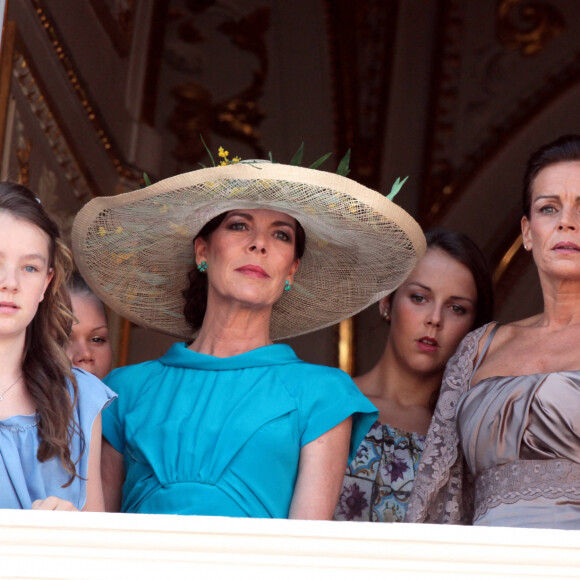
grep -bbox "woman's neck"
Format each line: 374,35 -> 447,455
190,301 -> 273,357
355,342 -> 442,434
540,277 -> 580,327
0,335 -> 25,379
357,347 -> 441,408
0,335 -> 31,419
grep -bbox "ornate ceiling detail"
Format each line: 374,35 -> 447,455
497,0 -> 565,56
324,0 -> 399,374
420,0 -> 577,228
166,5 -> 270,167
31,0 -> 141,182
324,0 -> 398,189
12,46 -> 94,199
88,0 -> 136,56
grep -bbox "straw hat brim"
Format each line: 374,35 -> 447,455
72,163 -> 425,340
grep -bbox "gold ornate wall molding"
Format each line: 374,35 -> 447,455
88,0 -> 136,57
420,0 -> 578,230
29,0 -> 141,183
166,5 -> 270,168
12,44 -> 94,199
0,17 -> 15,164
497,0 -> 565,56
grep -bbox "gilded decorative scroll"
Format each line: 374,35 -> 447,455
420,1 -> 578,228
30,0 -> 141,182
12,45 -> 94,199
497,0 -> 564,56
167,6 -> 270,166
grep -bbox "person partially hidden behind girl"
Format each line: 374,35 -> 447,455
0,182 -> 115,510
66,272 -> 113,380
335,230 -> 493,522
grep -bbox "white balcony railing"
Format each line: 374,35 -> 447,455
1,510 -> 579,579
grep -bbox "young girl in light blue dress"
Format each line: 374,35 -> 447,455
0,182 -> 114,510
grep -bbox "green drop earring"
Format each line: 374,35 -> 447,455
197,261 -> 208,273
284,280 -> 292,292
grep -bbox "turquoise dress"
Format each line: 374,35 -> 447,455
103,343 -> 378,517
0,369 -> 116,509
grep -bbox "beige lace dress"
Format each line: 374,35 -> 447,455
405,323 -> 580,529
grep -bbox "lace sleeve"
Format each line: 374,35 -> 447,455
404,323 -> 493,524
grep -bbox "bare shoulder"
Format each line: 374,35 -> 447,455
485,314 -> 543,348
352,371 -> 376,398
504,313 -> 543,331
471,314 -> 554,381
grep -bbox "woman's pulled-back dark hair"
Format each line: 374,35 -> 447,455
522,134 -> 580,218
182,210 -> 306,333
0,182 -> 80,485
425,229 -> 494,330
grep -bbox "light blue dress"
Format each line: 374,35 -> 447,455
0,369 -> 116,509
103,342 -> 378,517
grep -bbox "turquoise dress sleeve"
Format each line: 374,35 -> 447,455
282,363 -> 378,463
102,359 -> 163,454
101,368 -> 127,453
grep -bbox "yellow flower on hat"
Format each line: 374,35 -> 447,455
169,222 -> 189,236
218,147 -> 229,159
98,227 -> 107,237
112,252 -> 135,264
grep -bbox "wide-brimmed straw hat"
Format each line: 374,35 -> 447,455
72,162 -> 425,340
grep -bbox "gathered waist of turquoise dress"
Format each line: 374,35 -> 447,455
123,480 -> 272,517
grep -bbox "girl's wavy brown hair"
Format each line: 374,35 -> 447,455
0,182 -> 80,485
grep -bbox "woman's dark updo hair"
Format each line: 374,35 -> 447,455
182,210 -> 306,333
424,229 -> 494,330
522,134 -> 580,218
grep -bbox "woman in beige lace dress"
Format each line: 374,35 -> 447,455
406,134 -> 580,529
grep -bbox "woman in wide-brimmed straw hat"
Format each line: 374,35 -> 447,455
72,157 -> 425,518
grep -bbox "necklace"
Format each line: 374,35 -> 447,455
0,375 -> 21,401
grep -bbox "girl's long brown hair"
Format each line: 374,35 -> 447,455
0,182 -> 80,484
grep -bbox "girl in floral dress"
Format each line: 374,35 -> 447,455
335,230 -> 493,522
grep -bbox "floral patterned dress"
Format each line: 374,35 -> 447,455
334,421 -> 425,522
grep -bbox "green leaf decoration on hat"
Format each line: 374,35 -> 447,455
387,176 -> 408,201
200,134 -> 350,176
199,134 -> 215,168
289,142 -> 305,166
308,152 -> 333,170
336,149 -> 351,177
